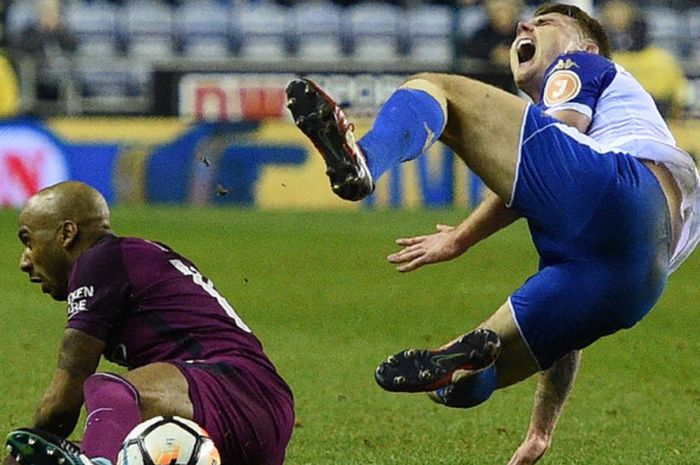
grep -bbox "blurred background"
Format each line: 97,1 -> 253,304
0,0 -> 699,210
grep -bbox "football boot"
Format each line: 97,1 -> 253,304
285,78 -> 374,201
6,428 -> 92,465
375,328 -> 501,392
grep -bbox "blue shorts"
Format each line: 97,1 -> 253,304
508,105 -> 672,369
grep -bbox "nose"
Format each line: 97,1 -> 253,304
517,21 -> 534,34
19,250 -> 32,273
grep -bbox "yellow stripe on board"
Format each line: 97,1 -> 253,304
47,117 -> 188,144
254,118 -> 369,210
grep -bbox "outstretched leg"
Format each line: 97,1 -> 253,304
374,327 -> 502,393
420,73 -> 527,201
375,300 -> 540,407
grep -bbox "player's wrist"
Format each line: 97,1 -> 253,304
525,428 -> 552,448
451,228 -> 475,252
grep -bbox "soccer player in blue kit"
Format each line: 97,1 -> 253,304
4,181 -> 294,465
286,3 -> 700,464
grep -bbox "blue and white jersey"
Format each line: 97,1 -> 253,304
536,51 -> 700,271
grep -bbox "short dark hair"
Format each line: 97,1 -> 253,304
534,3 -> 612,59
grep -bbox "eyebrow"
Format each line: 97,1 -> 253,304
533,16 -> 554,26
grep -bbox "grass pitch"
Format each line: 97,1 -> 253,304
0,207 -> 698,465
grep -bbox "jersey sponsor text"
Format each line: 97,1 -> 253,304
67,285 -> 94,318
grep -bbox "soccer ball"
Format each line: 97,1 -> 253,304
116,416 -> 220,465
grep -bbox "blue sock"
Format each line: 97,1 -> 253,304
359,88 -> 446,181
433,365 -> 498,409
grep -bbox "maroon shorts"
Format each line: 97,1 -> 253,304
173,358 -> 294,465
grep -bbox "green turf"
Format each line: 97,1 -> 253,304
1,206 -> 698,465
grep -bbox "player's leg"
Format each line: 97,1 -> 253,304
423,302 -> 547,409
121,362 -> 193,419
286,78 -> 375,201
80,364 -> 191,464
424,117 -> 674,409
5,365 -> 192,465
83,361 -> 293,465
168,360 -> 294,465
287,73 -> 527,202
481,301 -> 542,387
373,261 -> 608,409
72,363 -> 192,464
375,300 -> 539,408
403,73 -> 526,201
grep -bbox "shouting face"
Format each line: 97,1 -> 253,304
510,12 -> 598,102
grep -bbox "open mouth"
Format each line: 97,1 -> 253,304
517,38 -> 536,64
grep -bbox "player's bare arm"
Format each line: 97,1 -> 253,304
33,329 -> 103,437
388,191 -> 521,272
549,109 -> 591,133
508,350 -> 581,465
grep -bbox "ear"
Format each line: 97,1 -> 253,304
59,220 -> 79,248
583,41 -> 600,55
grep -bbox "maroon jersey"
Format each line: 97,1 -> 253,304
66,235 -> 275,373
66,235 -> 294,464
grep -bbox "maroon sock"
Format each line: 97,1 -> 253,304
81,373 -> 142,463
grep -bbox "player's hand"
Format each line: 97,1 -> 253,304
387,224 -> 466,272
506,435 -> 550,465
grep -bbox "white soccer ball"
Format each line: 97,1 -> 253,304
116,416 -> 220,465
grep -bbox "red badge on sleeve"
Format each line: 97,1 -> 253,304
543,70 -> 582,106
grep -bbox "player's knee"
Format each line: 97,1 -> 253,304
401,73 -> 448,115
123,363 -> 194,419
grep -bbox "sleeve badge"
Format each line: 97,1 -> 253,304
543,70 -> 582,107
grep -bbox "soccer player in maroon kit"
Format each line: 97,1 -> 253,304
5,181 -> 294,465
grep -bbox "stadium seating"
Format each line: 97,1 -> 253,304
64,1 -> 122,57
237,2 -> 290,60
122,0 -> 175,59
456,5 -> 487,50
348,2 -> 403,62
177,0 -> 234,58
73,56 -> 140,99
687,8 -> 700,59
406,4 -> 455,65
645,6 -> 689,58
291,1 -> 345,62
5,1 -> 37,45
6,0 -> 700,115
